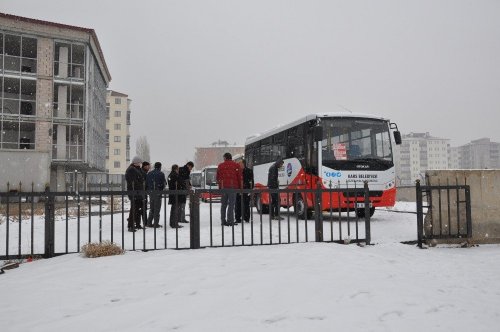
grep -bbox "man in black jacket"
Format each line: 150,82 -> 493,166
125,156 -> 144,232
146,162 -> 166,228
167,164 -> 184,228
235,159 -> 254,223
268,158 -> 284,220
178,161 -> 194,223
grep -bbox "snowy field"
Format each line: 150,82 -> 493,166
1,202 -> 500,331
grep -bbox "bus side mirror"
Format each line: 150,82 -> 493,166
313,126 -> 323,141
393,131 -> 402,145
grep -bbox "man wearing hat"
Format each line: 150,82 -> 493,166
125,156 -> 144,232
146,162 -> 166,228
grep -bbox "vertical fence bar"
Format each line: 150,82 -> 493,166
416,180 -> 424,248
338,182 -> 342,241
314,181 -> 323,242
465,186 -> 472,239
456,179 -> 461,237
6,190 -> 10,260
354,182 -> 359,242
241,187 -> 245,245
44,191 -> 55,258
438,179 -> 442,236
260,196 -> 263,245
250,191 -> 254,245
329,182 -> 333,242
346,182 -> 351,239
31,184 -> 35,257
77,192 -> 81,252
295,192 -> 299,243
447,179 -> 451,237
164,193 -> 167,249
190,191 -> 200,249
286,188 -> 290,244
364,181 -> 371,245
269,190 -> 273,245
111,194 -> 114,244
142,190 -> 146,251
18,189 -> 22,258
121,192 -> 125,250
209,188 -> 213,247
88,192 -> 92,244
64,191 -> 68,253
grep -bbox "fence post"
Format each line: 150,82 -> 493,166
315,181 -> 323,242
44,188 -> 55,258
190,190 -> 200,249
416,179 -> 423,248
363,181 -> 371,245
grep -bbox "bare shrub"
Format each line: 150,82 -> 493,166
81,241 -> 124,258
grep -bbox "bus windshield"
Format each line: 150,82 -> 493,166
321,118 -> 393,170
191,173 -> 202,188
205,168 -> 218,186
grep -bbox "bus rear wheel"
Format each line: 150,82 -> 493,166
294,195 -> 313,220
356,207 -> 375,218
256,195 -> 269,214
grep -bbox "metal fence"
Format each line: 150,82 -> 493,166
416,180 -> 472,248
0,184 -> 372,260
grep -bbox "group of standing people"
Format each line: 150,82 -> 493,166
125,152 -> 281,232
125,156 -> 194,232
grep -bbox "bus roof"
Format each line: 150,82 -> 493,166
245,112 -> 389,145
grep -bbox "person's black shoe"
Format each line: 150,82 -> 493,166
146,224 -> 154,228
136,225 -> 143,229
153,224 -> 163,228
180,220 -> 189,223
128,227 -> 136,232
223,222 -> 233,226
235,220 -> 242,224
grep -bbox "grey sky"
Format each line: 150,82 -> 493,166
3,0 -> 500,168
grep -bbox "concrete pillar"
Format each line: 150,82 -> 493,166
59,46 -> 68,78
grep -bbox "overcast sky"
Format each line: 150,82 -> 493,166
3,0 -> 500,168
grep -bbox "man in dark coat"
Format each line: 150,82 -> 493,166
268,157 -> 284,220
217,153 -> 242,226
178,161 -> 194,223
146,162 -> 166,228
137,161 -> 150,228
235,159 -> 254,223
125,156 -> 144,232
167,164 -> 184,228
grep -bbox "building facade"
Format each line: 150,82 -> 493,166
457,138 -> 500,169
194,141 -> 244,170
106,90 -> 131,174
395,132 -> 450,185
0,13 -> 111,192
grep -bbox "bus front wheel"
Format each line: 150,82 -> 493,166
356,207 -> 375,218
294,195 -> 313,220
256,195 -> 269,214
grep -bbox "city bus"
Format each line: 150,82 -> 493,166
244,113 -> 401,218
199,165 -> 221,202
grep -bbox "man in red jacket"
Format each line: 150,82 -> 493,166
217,152 -> 242,226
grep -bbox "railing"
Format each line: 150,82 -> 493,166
0,183 -> 372,260
416,180 -> 472,248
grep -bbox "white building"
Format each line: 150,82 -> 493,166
106,90 -> 131,174
395,132 -> 450,185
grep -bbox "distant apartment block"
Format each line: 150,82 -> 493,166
0,13 -> 111,192
106,90 -> 131,174
457,138 -> 500,169
194,140 -> 244,170
395,132 -> 450,185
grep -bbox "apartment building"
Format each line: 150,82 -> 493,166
457,138 -> 500,169
106,90 -> 131,174
395,132 -> 450,185
0,13 -> 111,192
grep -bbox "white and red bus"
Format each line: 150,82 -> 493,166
245,113 -> 401,218
199,165 -> 221,202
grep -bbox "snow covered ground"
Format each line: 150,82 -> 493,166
1,202 -> 500,331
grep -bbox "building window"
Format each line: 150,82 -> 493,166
114,148 -> 120,155
54,42 -> 85,79
1,77 -> 37,116
2,34 -> 37,74
114,123 -> 121,130
114,161 -> 121,168
114,136 -> 121,142
114,110 -> 121,117
115,98 -> 121,104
